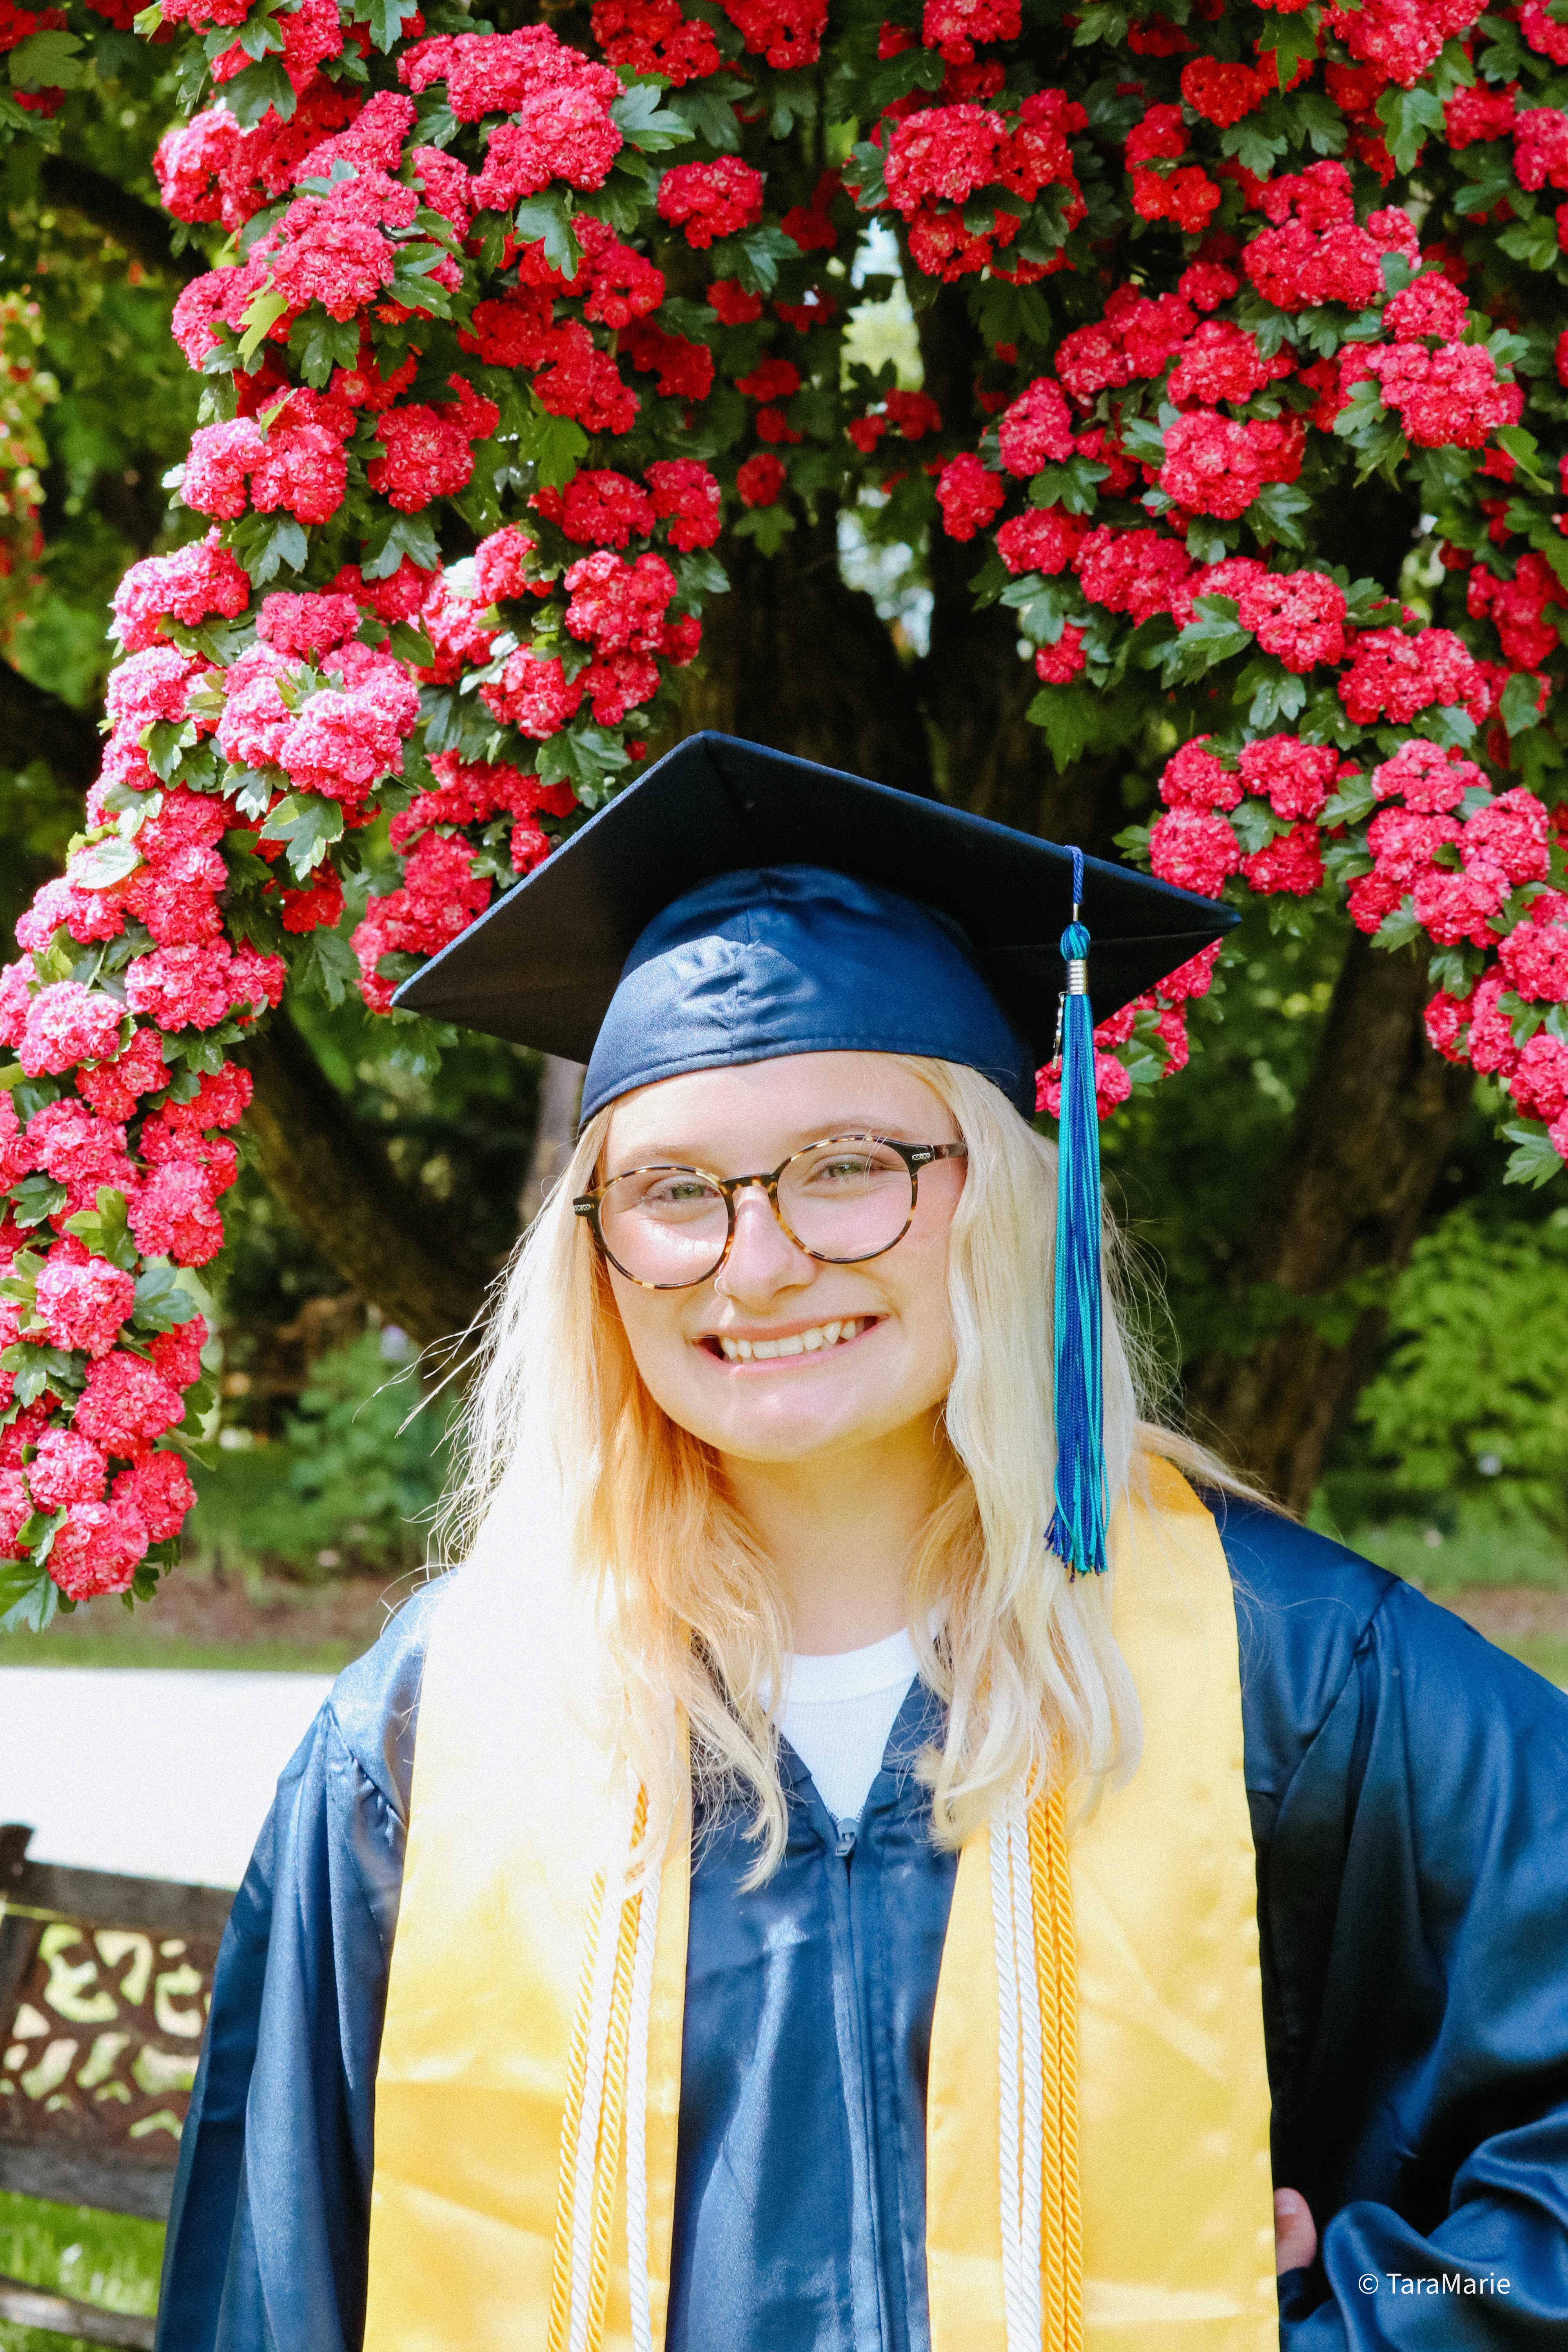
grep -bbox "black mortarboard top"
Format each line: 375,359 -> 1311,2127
392,730 -> 1238,1110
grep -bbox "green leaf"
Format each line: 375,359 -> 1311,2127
1154,594 -> 1252,686
1028,455 -> 1107,516
131,1263 -> 200,1335
1503,1121 -> 1566,1189
62,1187 -> 139,1272
1497,214 -> 1561,272
0,1560 -> 60,1635
233,9 -> 283,62
1292,92 -> 1347,158
610,82 -> 695,154
515,398 -> 588,492
668,77 -> 749,154
674,548 -> 730,606
221,56 -> 298,128
1500,668 -> 1546,737
0,1338 -> 78,1403
225,764 -> 280,821
259,792 -> 346,880
511,191 -> 582,279
361,0 -> 423,52
867,44 -> 946,107
1025,680 -> 1143,774
846,140 -> 889,213
69,835 -> 143,890
1256,9 -> 1322,86
1116,413 -> 1167,466
1237,660 -> 1309,731
1071,3 -> 1127,44
1453,142 -> 1520,218
360,507 -> 441,581
8,26 -> 86,87
534,725 -> 632,806
732,503 -> 797,554
1320,774 -> 1376,827
230,511 -> 309,587
1374,82 -> 1445,174
1247,480 -> 1312,548
289,311 -> 363,388
388,621 -> 436,667
722,226 -> 803,298
140,718 -> 194,782
287,924 -> 360,1009
1495,424 -> 1552,488
11,1175 -> 68,1231
1221,115 -> 1289,178
1414,702 -> 1478,751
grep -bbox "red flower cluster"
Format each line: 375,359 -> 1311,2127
875,93 -> 1086,279
657,159 -> 766,249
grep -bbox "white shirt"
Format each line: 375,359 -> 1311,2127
777,1627 -> 919,1827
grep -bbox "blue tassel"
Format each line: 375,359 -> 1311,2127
1045,848 -> 1109,1577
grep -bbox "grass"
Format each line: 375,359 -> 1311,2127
1494,1633 -> 1568,1687
0,1628 -> 371,1672
0,2195 -> 162,2352
1343,1513 -> 1568,1594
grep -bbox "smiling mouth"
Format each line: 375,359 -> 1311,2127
706,1318 -> 877,1364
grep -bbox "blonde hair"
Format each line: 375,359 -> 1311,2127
434,1055 -> 1253,1881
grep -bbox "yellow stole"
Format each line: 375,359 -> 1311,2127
364,1460 -> 1278,2350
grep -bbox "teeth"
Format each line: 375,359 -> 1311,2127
716,1319 -> 862,1363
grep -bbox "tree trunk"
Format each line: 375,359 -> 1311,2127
1183,936 -> 1475,1510
519,1054 -> 584,1227
241,1011 -> 495,1348
676,516 -> 935,797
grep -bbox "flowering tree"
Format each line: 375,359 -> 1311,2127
2,0 -> 1568,1623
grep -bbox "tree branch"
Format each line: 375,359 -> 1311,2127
37,157 -> 206,284
240,1011 -> 497,1349
0,657 -> 101,789
1184,936 -> 1475,1510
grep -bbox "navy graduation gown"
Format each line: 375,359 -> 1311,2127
156,1503 -> 1568,2351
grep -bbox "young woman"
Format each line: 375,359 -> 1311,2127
158,736 -> 1568,2352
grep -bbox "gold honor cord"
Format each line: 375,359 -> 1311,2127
1029,1788 -> 1084,2352
548,1789 -> 650,2352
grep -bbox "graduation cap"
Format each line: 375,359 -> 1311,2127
394,732 -> 1237,1575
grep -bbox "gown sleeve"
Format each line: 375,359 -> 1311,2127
1219,1498 -> 1568,2349
152,1588 -> 433,2352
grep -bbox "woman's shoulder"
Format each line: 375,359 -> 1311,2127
313,1573 -> 451,1828
1200,1486 -> 1568,1805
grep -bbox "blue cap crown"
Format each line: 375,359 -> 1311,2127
581,863 -> 1036,1121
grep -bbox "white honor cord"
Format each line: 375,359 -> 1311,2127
566,1857 -> 628,2352
625,1860 -> 662,2352
990,1794 -> 1044,2352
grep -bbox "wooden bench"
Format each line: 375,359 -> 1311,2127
0,1823 -> 233,2350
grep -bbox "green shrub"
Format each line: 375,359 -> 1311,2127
243,1328 -> 456,1582
1319,1203 -> 1568,1588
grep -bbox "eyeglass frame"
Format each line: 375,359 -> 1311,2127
573,1134 -> 969,1292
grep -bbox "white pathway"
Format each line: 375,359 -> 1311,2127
0,1669 -> 335,1889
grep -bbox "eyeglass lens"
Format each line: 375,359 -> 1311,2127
597,1139 -> 916,1287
